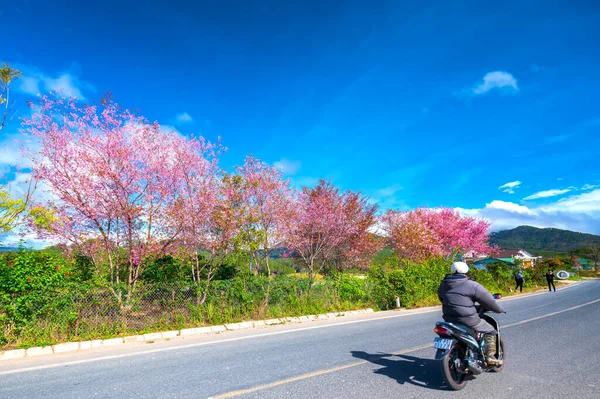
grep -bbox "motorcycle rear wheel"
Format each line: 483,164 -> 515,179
439,344 -> 468,391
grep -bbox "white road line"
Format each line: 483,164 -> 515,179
0,310 -> 441,376
208,294 -> 600,399
207,343 -> 435,399
503,297 -> 600,329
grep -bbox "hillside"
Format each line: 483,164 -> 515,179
489,226 -> 600,253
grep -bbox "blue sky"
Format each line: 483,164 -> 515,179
1,0 -> 600,238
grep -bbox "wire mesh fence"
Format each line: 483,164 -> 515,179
1,277 -> 365,349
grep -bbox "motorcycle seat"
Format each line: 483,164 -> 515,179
436,321 -> 476,337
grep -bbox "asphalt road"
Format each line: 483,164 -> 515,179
1,280 -> 599,399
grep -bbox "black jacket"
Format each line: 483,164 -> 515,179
438,274 -> 505,328
546,272 -> 555,281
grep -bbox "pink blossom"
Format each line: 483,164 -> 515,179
382,207 -> 493,263
23,93 -> 221,290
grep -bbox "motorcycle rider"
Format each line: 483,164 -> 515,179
438,261 -> 505,365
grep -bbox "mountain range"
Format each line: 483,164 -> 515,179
489,226 -> 600,253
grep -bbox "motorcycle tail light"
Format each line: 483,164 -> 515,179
434,326 -> 452,336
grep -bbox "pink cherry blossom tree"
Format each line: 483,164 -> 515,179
382,207 -> 494,263
237,156 -> 294,278
168,135 -> 222,296
204,174 -> 248,281
420,207 -> 493,258
172,172 -> 248,305
23,93 -> 220,302
382,209 -> 443,263
325,191 -> 382,272
282,180 -> 380,288
282,180 -> 345,288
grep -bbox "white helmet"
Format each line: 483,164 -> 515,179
451,261 -> 469,274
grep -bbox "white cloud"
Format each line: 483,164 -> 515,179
468,71 -> 519,96
16,65 -> 95,99
5,171 -> 34,196
19,76 -> 40,95
274,159 -> 301,175
0,132 -> 38,175
368,219 -> 387,237
498,180 -> 521,194
582,184 -> 598,191
0,231 -> 57,249
376,185 -> 403,197
523,189 -> 571,201
487,200 -> 534,215
175,112 -> 194,124
541,189 -> 600,214
159,124 -> 182,134
457,189 -> 600,235
367,185 -> 407,212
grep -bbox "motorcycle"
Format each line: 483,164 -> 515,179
433,293 -> 505,391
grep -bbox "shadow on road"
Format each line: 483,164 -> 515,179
350,351 -> 448,391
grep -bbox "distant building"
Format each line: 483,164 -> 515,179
470,257 -> 514,271
463,250 -> 489,262
495,249 -> 540,268
574,258 -> 592,270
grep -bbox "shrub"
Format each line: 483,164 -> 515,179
483,262 -> 514,291
331,274 -> 367,302
367,257 -> 449,309
578,270 -> 600,278
0,249 -> 73,346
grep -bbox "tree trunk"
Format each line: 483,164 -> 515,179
262,248 -> 272,309
307,257 -> 315,294
265,253 -> 271,278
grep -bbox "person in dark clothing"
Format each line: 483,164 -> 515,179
546,270 -> 556,292
438,261 -> 505,365
515,270 -> 524,293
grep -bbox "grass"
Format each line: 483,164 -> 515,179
2,295 -> 371,350
3,269 -> 589,351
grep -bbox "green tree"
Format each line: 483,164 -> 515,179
0,62 -> 22,131
584,244 -> 600,271
0,62 -> 39,242
0,190 -> 27,234
0,182 -> 41,241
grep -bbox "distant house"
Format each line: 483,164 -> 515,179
574,258 -> 592,270
470,257 -> 514,271
463,250 -> 489,262
496,249 -> 540,268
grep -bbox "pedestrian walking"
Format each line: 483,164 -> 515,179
515,270 -> 524,293
546,270 -> 556,292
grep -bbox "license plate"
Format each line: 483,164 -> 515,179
433,337 -> 453,350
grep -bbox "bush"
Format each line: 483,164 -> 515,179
468,268 -> 503,293
367,257 -> 449,310
482,262 -> 515,291
269,258 -> 297,276
0,249 -> 74,346
331,274 -> 367,302
578,270 -> 600,278
3,247 -> 569,350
